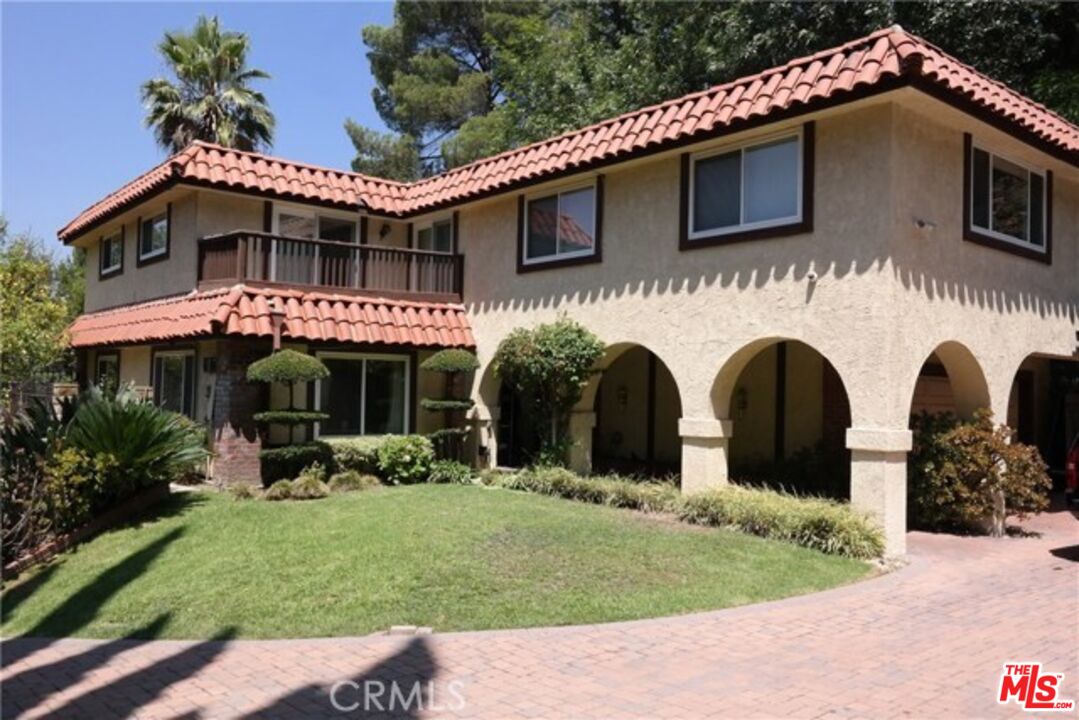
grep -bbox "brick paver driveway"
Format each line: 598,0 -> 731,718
3,507 -> 1076,719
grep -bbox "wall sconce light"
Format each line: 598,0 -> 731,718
379,223 -> 392,239
735,386 -> 749,412
616,385 -> 629,411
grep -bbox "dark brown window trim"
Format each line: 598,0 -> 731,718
136,202 -> 172,268
680,121 -> 814,250
516,175 -> 604,274
98,225 -> 125,280
962,133 -> 1052,265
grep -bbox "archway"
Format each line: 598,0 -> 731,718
714,339 -> 852,499
909,341 -> 991,421
1006,354 -> 1079,491
591,345 -> 683,476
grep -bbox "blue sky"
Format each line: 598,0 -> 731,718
2,1 -> 395,255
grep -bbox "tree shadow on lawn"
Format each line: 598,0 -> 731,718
245,636 -> 440,719
1,495 -> 204,668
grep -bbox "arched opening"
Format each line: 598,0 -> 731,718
909,341 -> 991,421
1006,354 -> 1079,493
717,340 -> 852,499
592,345 -> 682,476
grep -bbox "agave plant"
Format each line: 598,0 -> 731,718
65,393 -> 208,487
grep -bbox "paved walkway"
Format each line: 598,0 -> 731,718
3,508 -> 1076,720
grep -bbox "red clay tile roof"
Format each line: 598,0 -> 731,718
67,286 -> 475,349
59,27 -> 1078,242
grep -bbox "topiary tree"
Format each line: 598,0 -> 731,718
493,317 -> 604,467
908,409 -> 1051,536
247,349 -> 331,484
420,349 -> 479,461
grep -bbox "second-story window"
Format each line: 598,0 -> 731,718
968,141 -> 1047,252
100,230 -> 123,277
416,219 -> 453,253
522,183 -> 598,266
688,128 -> 804,242
139,209 -> 170,263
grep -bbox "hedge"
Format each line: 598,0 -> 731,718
258,442 -> 335,485
253,410 -> 329,426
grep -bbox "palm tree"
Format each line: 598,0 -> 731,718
142,15 -> 275,153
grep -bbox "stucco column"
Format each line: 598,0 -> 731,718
471,405 -> 500,469
679,418 -> 733,494
568,410 -> 597,474
847,427 -> 912,557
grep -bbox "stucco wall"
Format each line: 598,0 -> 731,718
593,346 -> 681,466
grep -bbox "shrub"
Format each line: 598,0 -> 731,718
326,436 -> 390,475
428,460 -> 474,484
328,471 -> 381,493
496,466 -> 679,513
493,317 -> 605,465
43,447 -> 120,533
296,461 -> 328,483
252,410 -> 329,426
247,349 -> 329,385
677,486 -> 884,559
290,475 -> 330,500
229,484 -> 259,501
420,349 -> 480,374
909,410 -> 1051,535
65,393 -> 207,492
263,480 -> 293,501
376,435 -> 435,485
258,442 -> 334,485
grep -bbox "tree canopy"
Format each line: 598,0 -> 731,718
348,1 -> 1078,180
142,15 -> 275,154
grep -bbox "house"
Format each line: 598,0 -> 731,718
61,28 -> 1078,555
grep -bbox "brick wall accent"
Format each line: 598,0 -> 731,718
212,339 -> 270,486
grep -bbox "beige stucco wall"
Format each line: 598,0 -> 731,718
593,346 -> 681,466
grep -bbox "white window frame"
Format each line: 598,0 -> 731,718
522,181 -> 598,266
687,128 -> 804,241
139,212 -> 169,261
100,232 -> 122,274
153,349 -> 195,417
414,216 -> 454,254
95,353 -> 119,387
969,141 -> 1047,252
313,351 -> 411,438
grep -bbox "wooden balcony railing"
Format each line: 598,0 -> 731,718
198,231 -> 464,297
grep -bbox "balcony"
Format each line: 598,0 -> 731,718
198,231 -> 464,300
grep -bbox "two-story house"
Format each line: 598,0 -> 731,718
61,28 -> 1078,555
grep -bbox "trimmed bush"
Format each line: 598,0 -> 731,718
428,460 -> 473,484
420,399 -> 475,412
264,480 -> 293,501
677,486 -> 884,559
247,349 -> 329,384
290,475 -> 330,500
420,349 -> 480,374
376,435 -> 435,485
326,436 -> 392,475
328,471 -> 381,493
252,410 -> 329,426
258,442 -> 334,485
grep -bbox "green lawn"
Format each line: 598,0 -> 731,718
1,485 -> 871,640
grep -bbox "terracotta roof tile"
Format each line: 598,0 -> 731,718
67,285 -> 475,349
59,28 -> 1078,243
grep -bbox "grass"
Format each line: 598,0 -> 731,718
1,485 -> 871,640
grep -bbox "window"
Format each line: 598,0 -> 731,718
416,219 -> 453,253
966,138 -> 1048,254
100,230 -> 123,276
139,209 -> 170,262
688,129 -> 804,242
95,353 -> 119,394
315,352 -> 410,436
522,183 -> 599,265
153,350 -> 195,418
274,207 -> 357,243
